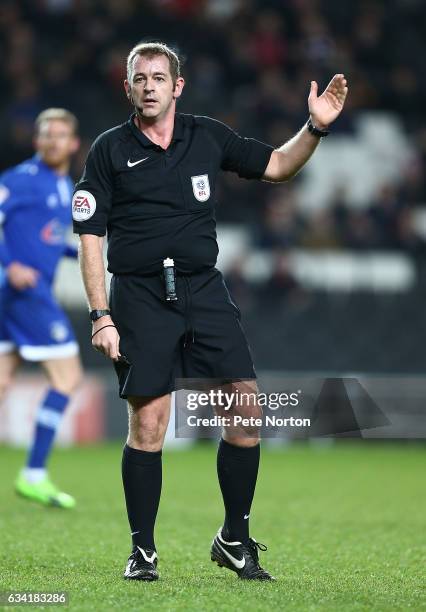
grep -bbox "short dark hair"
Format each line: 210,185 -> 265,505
127,42 -> 181,85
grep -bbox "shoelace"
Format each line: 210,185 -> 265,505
246,539 -> 268,568
131,548 -> 156,566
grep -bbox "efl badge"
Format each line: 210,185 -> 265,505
191,174 -> 210,202
72,190 -> 96,221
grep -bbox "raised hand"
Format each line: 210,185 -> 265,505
308,74 -> 348,129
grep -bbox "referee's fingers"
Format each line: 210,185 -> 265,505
92,327 -> 120,360
110,339 -> 120,361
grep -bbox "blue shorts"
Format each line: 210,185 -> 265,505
0,276 -> 78,361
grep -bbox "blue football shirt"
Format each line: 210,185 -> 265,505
0,154 -> 76,285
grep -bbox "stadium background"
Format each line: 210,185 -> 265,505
0,2 -> 425,610
1,0 -> 426,441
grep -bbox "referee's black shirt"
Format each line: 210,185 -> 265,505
72,113 -> 273,275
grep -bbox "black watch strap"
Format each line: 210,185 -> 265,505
307,117 -> 330,137
90,309 -> 111,322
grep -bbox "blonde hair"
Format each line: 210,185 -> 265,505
35,108 -> 78,134
127,42 -> 181,85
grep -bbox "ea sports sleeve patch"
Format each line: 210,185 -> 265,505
73,133 -> 113,236
72,190 -> 97,222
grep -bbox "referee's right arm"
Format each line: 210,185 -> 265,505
79,234 -> 121,361
72,134 -> 119,360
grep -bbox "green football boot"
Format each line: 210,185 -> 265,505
15,472 -> 76,509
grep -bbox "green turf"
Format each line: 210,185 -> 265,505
0,442 -> 425,611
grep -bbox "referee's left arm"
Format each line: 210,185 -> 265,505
263,74 -> 348,182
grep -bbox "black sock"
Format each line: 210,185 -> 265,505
217,437 -> 260,544
121,444 -> 162,551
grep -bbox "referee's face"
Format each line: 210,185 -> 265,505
125,54 -> 184,121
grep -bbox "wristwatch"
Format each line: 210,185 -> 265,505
90,309 -> 111,322
307,117 -> 330,138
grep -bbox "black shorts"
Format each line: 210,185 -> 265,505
109,268 -> 256,398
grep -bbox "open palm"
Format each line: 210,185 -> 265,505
308,74 -> 348,129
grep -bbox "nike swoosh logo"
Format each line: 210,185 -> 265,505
137,547 -> 157,563
127,157 -> 149,168
216,540 -> 246,569
244,514 -> 250,520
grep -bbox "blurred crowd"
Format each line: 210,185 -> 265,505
1,0 -> 426,261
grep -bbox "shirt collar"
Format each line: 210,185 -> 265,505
32,154 -> 69,178
32,153 -> 45,167
128,113 -> 184,148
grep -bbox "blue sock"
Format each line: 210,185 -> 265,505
27,388 -> 69,469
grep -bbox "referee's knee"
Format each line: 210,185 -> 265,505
127,404 -> 168,452
127,421 -> 165,451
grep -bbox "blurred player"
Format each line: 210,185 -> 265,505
0,108 -> 82,508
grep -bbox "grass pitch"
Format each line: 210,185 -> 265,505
0,442 -> 425,611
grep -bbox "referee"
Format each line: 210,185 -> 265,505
73,42 -> 347,581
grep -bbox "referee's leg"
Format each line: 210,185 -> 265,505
122,394 -> 171,553
216,380 -> 261,545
